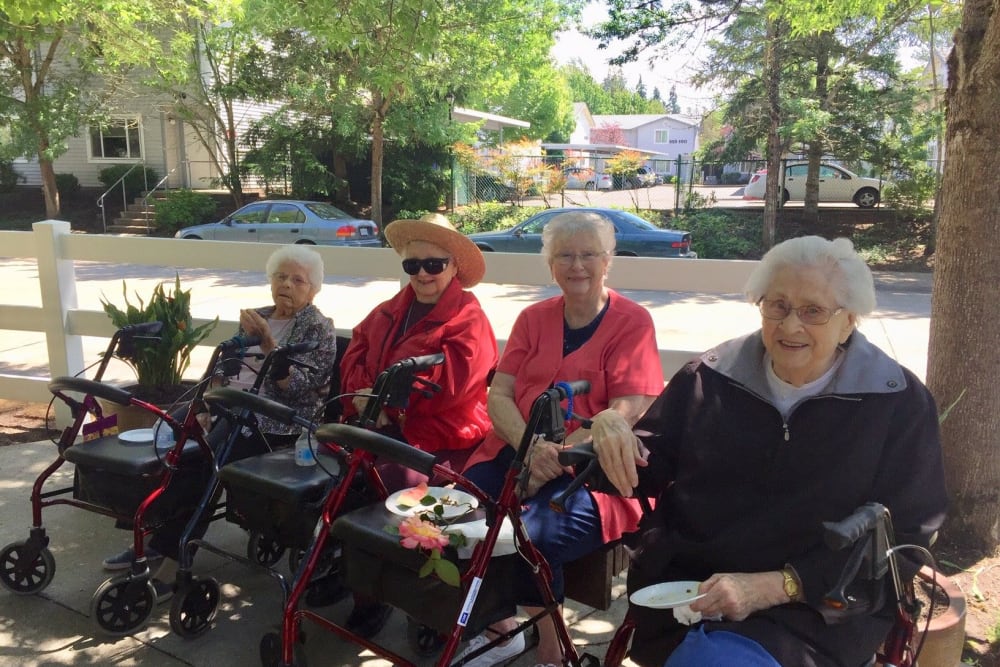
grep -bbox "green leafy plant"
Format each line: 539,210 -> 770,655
55,173 -> 80,200
154,189 -> 218,235
101,275 -> 218,391
0,159 -> 24,192
98,164 -> 159,202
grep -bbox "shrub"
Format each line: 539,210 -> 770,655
670,210 -> 762,259
98,164 -> 159,202
883,168 -> 937,218
451,203 -> 539,234
55,173 -> 80,200
154,189 -> 218,235
0,159 -> 24,192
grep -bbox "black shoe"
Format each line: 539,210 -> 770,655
345,601 -> 393,639
304,575 -> 349,608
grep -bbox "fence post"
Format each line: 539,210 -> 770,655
33,220 -> 84,426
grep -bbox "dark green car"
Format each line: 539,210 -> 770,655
466,207 -> 697,258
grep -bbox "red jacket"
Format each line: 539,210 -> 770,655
340,279 -> 497,453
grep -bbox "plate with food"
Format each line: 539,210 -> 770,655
385,483 -> 478,519
629,581 -> 706,609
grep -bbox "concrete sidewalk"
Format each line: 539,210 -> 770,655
0,439 -> 630,666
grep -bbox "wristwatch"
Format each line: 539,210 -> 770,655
781,567 -> 803,602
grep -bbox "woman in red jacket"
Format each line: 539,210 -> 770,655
333,213 -> 498,637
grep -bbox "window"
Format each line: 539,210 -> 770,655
654,130 -> 670,144
267,204 -> 305,224
230,204 -> 268,224
89,118 -> 142,160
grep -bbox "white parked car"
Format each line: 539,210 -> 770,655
743,163 -> 885,208
562,167 -> 613,191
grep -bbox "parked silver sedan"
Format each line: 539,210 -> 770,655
175,200 -> 381,246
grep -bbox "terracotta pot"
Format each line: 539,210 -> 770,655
915,565 -> 966,667
97,382 -> 198,432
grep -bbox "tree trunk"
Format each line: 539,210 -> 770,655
804,40 -> 831,223
38,154 -> 60,219
762,18 -> 783,249
926,0 -> 1000,552
370,88 -> 387,229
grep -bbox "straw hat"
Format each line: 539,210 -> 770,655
384,213 -> 486,288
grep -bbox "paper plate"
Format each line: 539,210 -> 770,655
118,428 -> 155,443
630,581 -> 706,609
385,486 -> 478,519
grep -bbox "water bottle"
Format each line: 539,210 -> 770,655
294,432 -> 316,467
152,418 -> 173,449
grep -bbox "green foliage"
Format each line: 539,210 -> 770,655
98,165 -> 159,202
0,159 -> 23,192
670,210 -> 762,259
55,173 -> 80,199
382,144 -> 450,213
883,168 -> 937,218
101,275 -> 218,389
154,190 -> 219,235
450,204 -> 539,234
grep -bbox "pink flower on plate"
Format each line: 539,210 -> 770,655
398,515 -> 450,552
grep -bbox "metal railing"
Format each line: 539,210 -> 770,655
95,162 -> 148,233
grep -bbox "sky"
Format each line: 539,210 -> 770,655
550,4 -> 720,115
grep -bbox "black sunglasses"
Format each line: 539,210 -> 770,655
402,257 -> 451,276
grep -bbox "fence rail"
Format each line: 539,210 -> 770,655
1,221 -> 757,426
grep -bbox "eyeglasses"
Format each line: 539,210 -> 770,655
401,257 -> 451,276
271,272 -> 311,287
758,298 -> 843,325
553,251 -> 607,266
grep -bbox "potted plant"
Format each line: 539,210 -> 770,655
100,275 -> 218,426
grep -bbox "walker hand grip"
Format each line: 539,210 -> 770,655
48,377 -> 133,406
219,335 -> 263,352
280,341 -> 320,355
557,441 -> 597,466
204,387 -> 297,425
120,322 -> 164,337
822,503 -> 886,551
402,353 -> 445,370
555,380 -> 590,399
315,423 -> 436,477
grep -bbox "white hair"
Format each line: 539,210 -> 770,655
744,236 -> 876,316
265,245 -> 324,292
541,211 -> 616,263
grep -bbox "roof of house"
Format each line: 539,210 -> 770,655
592,114 -> 699,129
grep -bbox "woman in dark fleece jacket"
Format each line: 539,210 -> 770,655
589,235 -> 948,667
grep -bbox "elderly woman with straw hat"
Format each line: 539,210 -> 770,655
328,213 -> 498,638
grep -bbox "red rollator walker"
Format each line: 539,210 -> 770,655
247,376 -> 602,667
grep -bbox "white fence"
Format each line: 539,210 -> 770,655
0,221 -> 757,426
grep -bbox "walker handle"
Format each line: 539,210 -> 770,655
315,423 -> 436,477
203,387 -> 297,425
49,377 -> 133,406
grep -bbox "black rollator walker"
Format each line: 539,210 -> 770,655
0,322 -> 316,637
203,352 -> 452,663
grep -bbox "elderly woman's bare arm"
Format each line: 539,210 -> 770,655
589,397 -> 655,497
487,371 -> 528,451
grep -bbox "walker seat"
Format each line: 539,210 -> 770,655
330,502 -> 517,636
65,431 -> 209,521
219,447 -> 358,550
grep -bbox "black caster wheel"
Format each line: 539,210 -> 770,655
170,576 -> 220,638
0,540 -> 56,594
407,616 -> 447,657
260,631 -> 307,667
291,541 -> 340,577
90,575 -> 156,636
248,531 -> 286,567
579,653 -> 603,667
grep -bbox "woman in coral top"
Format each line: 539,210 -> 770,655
459,210 -> 664,667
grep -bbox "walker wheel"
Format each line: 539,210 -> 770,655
578,653 -> 602,667
248,531 -> 287,567
260,631 -> 307,667
0,540 -> 56,595
90,575 -> 156,636
170,576 -> 220,638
